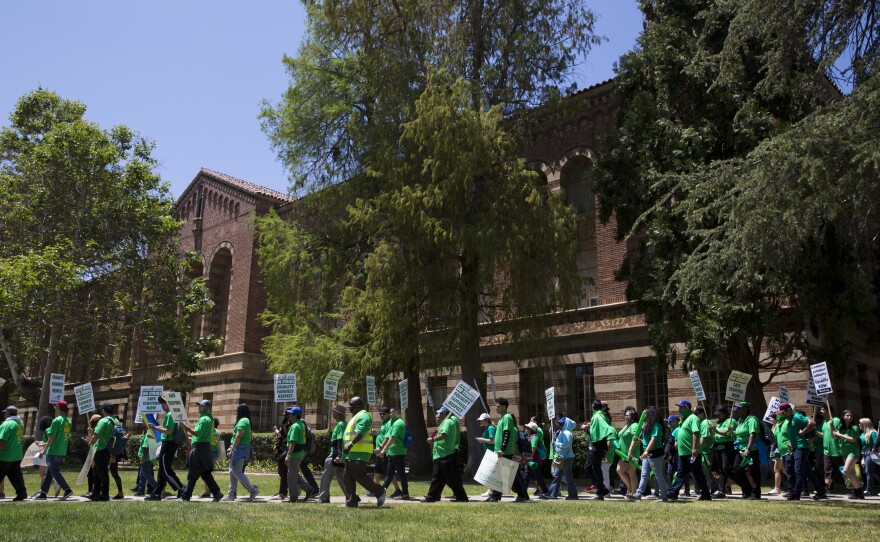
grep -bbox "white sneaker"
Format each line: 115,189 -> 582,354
481,490 -> 492,497
767,488 -> 781,495
248,486 -> 260,502
222,494 -> 237,502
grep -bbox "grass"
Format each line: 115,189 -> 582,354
0,469 -> 876,542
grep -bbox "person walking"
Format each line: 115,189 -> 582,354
617,406 -> 640,501
284,406 -> 314,502
711,406 -> 736,498
133,426 -> 157,496
341,396 -> 385,508
225,403 -> 259,502
317,404 -> 348,503
271,410 -> 293,500
178,399 -> 222,501
732,402 -> 762,499
771,409 -> 793,496
424,406 -> 468,503
32,401 -> 74,500
522,422 -> 549,497
859,418 -> 878,496
0,406 -> 27,501
86,405 -> 116,501
146,396 -> 184,501
378,407 -> 409,500
475,412 -> 496,497
667,402 -> 711,501
587,399 -> 617,500
543,416 -> 578,500
486,397 -> 529,502
834,409 -> 865,499
632,406 -> 669,502
371,407 -> 395,496
777,403 -> 826,500
818,407 -> 844,490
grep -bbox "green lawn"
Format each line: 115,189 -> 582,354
1,469 -> 876,542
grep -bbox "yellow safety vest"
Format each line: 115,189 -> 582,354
344,410 -> 374,455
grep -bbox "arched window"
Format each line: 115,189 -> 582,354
206,247 -> 232,355
559,155 -> 595,215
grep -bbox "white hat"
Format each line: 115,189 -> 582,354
525,422 -> 539,432
478,412 -> 491,421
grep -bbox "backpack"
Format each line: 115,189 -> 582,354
108,419 -> 128,456
172,421 -> 186,445
517,431 -> 533,457
403,426 -> 412,449
756,418 -> 773,448
304,421 -> 316,454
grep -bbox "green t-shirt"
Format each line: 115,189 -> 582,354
589,410 -> 617,445
494,413 -> 517,456
699,418 -> 714,453
618,422 -> 640,457
789,412 -> 811,450
376,417 -> 391,448
481,425 -> 496,452
839,424 -> 861,457
0,419 -> 24,462
433,415 -> 458,459
861,431 -> 877,452
386,417 -> 407,456
715,418 -> 736,443
234,418 -> 252,446
191,412 -> 214,444
331,419 -> 346,442
345,411 -> 374,462
641,422 -> 664,451
287,419 -> 307,459
677,412 -> 701,456
45,415 -> 71,456
773,417 -> 791,455
822,418 -> 841,456
734,415 -> 759,452
161,413 -> 177,442
536,427 -> 546,455
94,416 -> 115,451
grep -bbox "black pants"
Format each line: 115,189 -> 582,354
0,461 -> 26,499
668,454 -> 710,499
734,449 -> 762,498
182,443 -> 220,499
590,445 -> 608,495
713,442 -> 736,492
152,441 -> 183,497
93,449 -> 111,500
490,454 -> 528,500
276,456 -> 288,496
343,459 -> 384,507
110,456 -> 123,495
384,454 -> 409,494
427,452 -> 469,501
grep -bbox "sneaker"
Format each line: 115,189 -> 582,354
376,491 -> 386,507
539,494 -> 557,500
212,494 -> 224,502
389,489 -> 403,498
269,494 -> 286,501
592,495 -> 604,501
812,493 -> 828,500
712,490 -> 726,498
683,492 -> 692,497
31,492 -> 47,500
480,490 -> 492,497
422,496 -> 438,502
768,488 -> 781,496
59,489 -> 75,501
514,496 -> 529,503
393,494 -> 410,500
12,495 -> 27,502
144,495 -> 162,501
199,492 -> 211,498
626,494 -> 639,502
112,494 -> 124,500
644,494 -> 658,500
222,494 -> 237,502
133,492 -> 145,497
175,497 -> 190,502
584,485 -> 596,493
248,486 -> 260,502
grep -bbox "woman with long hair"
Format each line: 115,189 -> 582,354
225,403 -> 259,501
631,405 -> 669,501
859,418 -> 877,496
833,409 -> 865,499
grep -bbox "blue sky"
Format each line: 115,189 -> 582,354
1,1 -> 642,199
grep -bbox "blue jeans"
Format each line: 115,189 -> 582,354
638,455 -> 669,500
135,459 -> 156,494
548,458 -> 577,498
794,448 -> 824,497
781,453 -> 795,491
523,461 -> 548,493
668,455 -> 710,499
40,454 -> 71,493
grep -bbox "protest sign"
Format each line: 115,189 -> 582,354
139,386 -> 163,415
442,381 -> 481,419
474,450 -> 520,493
76,445 -> 97,485
805,376 -> 826,406
779,386 -> 789,402
49,373 -> 65,404
74,382 -> 95,414
274,374 -> 297,403
763,396 -> 782,424
324,370 -> 344,401
725,371 -> 752,402
21,442 -> 43,469
366,376 -> 377,405
689,370 -> 707,402
810,362 -> 833,395
545,387 -> 555,419
164,391 -> 189,423
399,379 -> 409,411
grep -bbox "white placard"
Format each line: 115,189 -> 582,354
805,376 -> 826,406
442,381 -> 481,419
423,375 -> 433,408
725,371 -> 752,402
139,385 -> 164,414
366,376 -> 377,405
324,370 -> 345,401
147,437 -> 159,460
164,391 -> 189,423
545,387 -> 555,419
810,362 -> 833,395
274,374 -> 297,403
399,379 -> 409,411
474,450 -> 520,493
689,370 -> 707,402
76,445 -> 97,485
49,373 -> 65,404
74,382 -> 95,414
488,373 -> 497,403
779,386 -> 789,402
763,396 -> 782,424
21,442 -> 43,468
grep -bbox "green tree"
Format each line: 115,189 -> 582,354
0,90 -> 218,434
260,0 -> 598,474
594,0 -> 880,410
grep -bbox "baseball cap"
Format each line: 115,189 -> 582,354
54,400 -> 68,409
675,400 -> 692,408
286,406 -> 303,417
776,402 -> 792,413
525,422 -> 539,432
436,406 -> 450,415
379,406 -> 391,414
196,399 -> 211,407
665,415 -> 679,423
739,401 -> 751,408
101,404 -> 115,413
478,413 -> 491,421
3,405 -> 17,416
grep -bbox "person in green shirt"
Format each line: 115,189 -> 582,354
33,400 -> 74,500
177,399 -> 222,501
523,421 -> 549,497
424,405 -> 469,502
317,404 -> 349,503
485,397 -> 529,502
833,409 -> 865,499
341,396 -> 385,508
631,406 -> 669,501
777,403 -> 827,500
284,405 -> 315,503
0,405 -> 27,501
711,406 -> 736,498
615,406 -> 640,501
146,396 -> 184,500
668,401 -> 711,500
225,403 -> 259,501
378,407 -> 409,499
587,399 -> 617,500
732,402 -> 762,499
86,405 -> 116,501
133,425 -> 157,496
371,407 -> 400,496
817,409 -> 844,489
475,412 -> 497,498
770,412 -> 792,496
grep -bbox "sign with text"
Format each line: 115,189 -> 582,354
366,376 -> 376,405
488,373 -> 497,403
74,382 -> 95,414
423,375 -> 433,408
763,396 -> 782,424
49,373 -> 65,404
805,376 -> 827,406
442,381 -> 481,419
689,370 -> 707,402
545,387 -> 555,419
164,391 -> 189,423
399,379 -> 409,411
474,450 -> 520,493
139,386 -> 164,414
76,445 -> 97,485
779,386 -> 789,402
810,362 -> 833,396
274,374 -> 297,403
725,371 -> 752,402
324,370 -> 345,401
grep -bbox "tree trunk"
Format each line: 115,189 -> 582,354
404,354 -> 431,475
459,250 -> 484,479
0,328 -> 41,406
726,335 -> 768,415
34,319 -> 61,439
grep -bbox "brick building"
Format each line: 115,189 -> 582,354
20,80 -> 880,435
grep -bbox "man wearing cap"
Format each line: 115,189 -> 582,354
372,406 -> 400,496
86,405 -> 117,501
33,401 -> 74,500
0,406 -> 27,501
378,407 -> 409,500
342,396 -> 385,507
178,399 -> 222,501
424,405 -> 469,502
284,406 -> 314,502
487,397 -> 529,502
317,404 -> 348,503
146,396 -> 184,500
587,399 -> 616,500
664,415 -> 680,492
732,402 -> 762,499
667,401 -> 711,500
778,402 -> 827,500
711,406 -> 736,498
